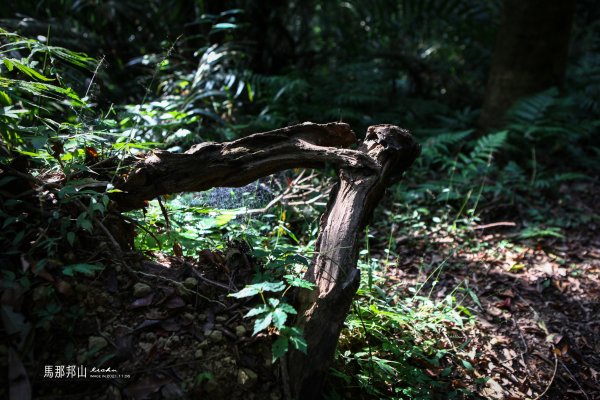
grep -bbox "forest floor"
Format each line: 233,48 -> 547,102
6,182 -> 599,400
379,184 -> 600,399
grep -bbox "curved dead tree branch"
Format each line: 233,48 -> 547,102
110,122 -> 420,399
113,122 -> 377,211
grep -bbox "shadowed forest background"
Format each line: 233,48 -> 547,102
1,1 -> 599,399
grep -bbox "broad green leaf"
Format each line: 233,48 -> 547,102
229,286 -> 261,298
272,309 -> 288,329
0,90 -> 11,105
277,303 -> 297,314
229,281 -> 285,298
212,23 -> 238,32
284,254 -> 310,266
62,263 -> 104,277
289,332 -> 308,354
284,275 -> 316,290
245,304 -> 269,318
0,106 -> 28,119
77,212 -> 93,232
67,232 -> 76,246
272,335 -> 289,362
11,59 -> 54,81
251,248 -> 269,258
280,225 -> 299,243
3,59 -> 14,71
461,359 -> 474,371
252,313 -> 272,336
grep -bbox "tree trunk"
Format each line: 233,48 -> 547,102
287,125 -> 419,399
111,122 -> 420,399
478,0 -> 576,129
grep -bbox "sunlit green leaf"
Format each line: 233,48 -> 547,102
252,313 -> 272,336
229,281 -> 285,298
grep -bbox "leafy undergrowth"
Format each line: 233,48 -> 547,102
2,16 -> 600,400
2,173 -> 598,400
327,181 -> 600,399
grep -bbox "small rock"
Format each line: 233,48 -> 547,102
156,337 -> 168,350
481,377 -> 506,399
133,283 -> 151,298
194,349 -> 203,358
183,312 -> 195,321
235,325 -> 247,337
139,342 -> 153,353
215,315 -> 227,322
88,336 -> 108,350
146,332 -> 156,341
197,313 -> 207,322
199,340 -> 209,349
208,330 -> 224,343
237,368 -> 258,387
183,277 -> 198,289
222,356 -> 235,366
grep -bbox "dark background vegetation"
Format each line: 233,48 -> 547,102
1,0 -> 599,399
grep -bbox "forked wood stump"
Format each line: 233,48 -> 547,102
112,122 -> 420,399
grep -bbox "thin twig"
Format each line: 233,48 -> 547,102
74,199 -> 137,278
532,348 -> 558,400
120,214 -> 162,249
75,200 -> 121,255
189,268 -> 235,292
511,315 -> 532,376
558,358 -> 590,400
135,270 -> 227,307
473,221 -> 516,230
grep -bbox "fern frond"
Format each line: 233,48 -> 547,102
469,130 -> 507,162
506,88 -> 558,124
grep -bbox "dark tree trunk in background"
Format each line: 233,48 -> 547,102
478,0 -> 577,129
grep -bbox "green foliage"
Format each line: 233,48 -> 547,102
2,2 -> 599,398
231,281 -> 308,363
1,29 -> 109,261
119,34 -> 253,146
128,189 -> 315,364
330,253 -> 476,399
224,221 -> 314,362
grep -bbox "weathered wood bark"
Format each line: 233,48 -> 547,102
287,125 -> 419,399
113,122 -> 376,211
111,122 -> 419,399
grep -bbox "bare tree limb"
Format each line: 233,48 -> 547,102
113,122 -> 376,211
